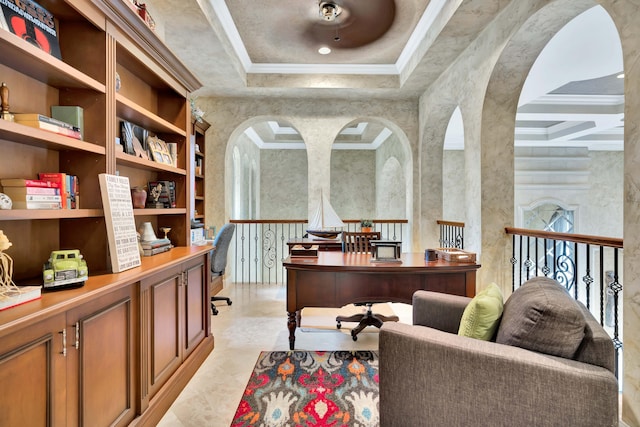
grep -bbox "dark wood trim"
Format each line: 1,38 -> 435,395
505,227 -> 623,248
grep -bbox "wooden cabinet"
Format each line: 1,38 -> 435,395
139,254 -> 208,408
65,285 -> 135,427
0,313 -> 67,426
0,285 -> 135,427
0,246 -> 212,427
0,3 -> 212,425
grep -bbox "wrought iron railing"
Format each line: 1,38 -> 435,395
229,219 -> 408,284
505,227 -> 623,380
437,220 -> 465,249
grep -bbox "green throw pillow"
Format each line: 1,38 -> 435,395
458,282 -> 504,340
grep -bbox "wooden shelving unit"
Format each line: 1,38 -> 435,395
0,1 -> 212,425
192,119 -> 210,225
0,0 -> 200,279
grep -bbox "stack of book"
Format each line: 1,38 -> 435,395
0,178 -> 62,209
13,113 -> 82,140
141,238 -> 172,256
38,173 -> 79,209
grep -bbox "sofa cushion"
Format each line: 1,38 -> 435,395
457,282 -> 504,340
496,277 -> 586,358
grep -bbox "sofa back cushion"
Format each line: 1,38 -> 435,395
573,301 -> 616,373
496,277 -> 586,359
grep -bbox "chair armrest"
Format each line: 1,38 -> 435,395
412,290 -> 471,333
379,322 -> 619,427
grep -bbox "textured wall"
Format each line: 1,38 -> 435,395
443,150 -> 465,221
588,151 -> 623,238
260,150 -> 308,219
330,150 -> 376,220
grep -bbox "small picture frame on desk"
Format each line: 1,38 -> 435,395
370,240 -> 402,263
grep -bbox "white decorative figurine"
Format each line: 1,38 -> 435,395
0,193 -> 11,210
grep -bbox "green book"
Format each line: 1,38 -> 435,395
51,106 -> 84,140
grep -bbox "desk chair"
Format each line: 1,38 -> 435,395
337,231 -> 399,340
210,223 -> 235,315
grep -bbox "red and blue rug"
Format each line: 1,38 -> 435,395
231,350 -> 379,427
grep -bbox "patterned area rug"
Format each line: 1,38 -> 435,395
231,350 -> 379,427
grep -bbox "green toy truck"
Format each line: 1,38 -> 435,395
43,249 -> 88,290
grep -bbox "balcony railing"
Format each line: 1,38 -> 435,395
229,219 -> 408,284
437,220 -> 465,249
505,227 -> 623,380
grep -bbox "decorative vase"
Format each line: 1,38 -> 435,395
131,187 -> 147,209
138,222 -> 157,242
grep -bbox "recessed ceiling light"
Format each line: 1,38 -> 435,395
617,73 -> 624,79
318,47 -> 331,55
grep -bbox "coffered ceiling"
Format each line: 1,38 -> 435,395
148,1 -> 623,150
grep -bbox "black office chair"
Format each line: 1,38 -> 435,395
210,223 -> 235,315
336,231 -> 399,340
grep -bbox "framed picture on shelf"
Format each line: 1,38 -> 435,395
147,135 -> 172,165
120,121 -> 135,155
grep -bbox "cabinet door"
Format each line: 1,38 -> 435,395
65,286 -> 135,427
183,255 -> 208,357
139,264 -> 183,403
0,313 -> 67,427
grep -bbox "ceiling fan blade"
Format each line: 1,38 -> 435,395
304,0 -> 396,49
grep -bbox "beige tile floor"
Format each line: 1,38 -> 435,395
157,282 -> 411,427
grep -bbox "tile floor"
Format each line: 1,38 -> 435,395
157,282 -> 409,426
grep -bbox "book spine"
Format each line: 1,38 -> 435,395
38,173 -> 67,209
2,187 -> 60,195
16,120 -> 82,139
0,179 -> 60,188
22,195 -> 62,202
12,201 -> 62,209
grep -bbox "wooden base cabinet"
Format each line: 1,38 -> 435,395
139,255 -> 208,411
0,247 -> 213,427
66,286 -> 136,427
0,314 -> 67,426
0,285 -> 135,427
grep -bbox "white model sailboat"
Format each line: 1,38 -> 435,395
307,192 -> 345,239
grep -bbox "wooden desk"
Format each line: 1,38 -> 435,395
284,252 -> 480,349
287,238 -> 342,251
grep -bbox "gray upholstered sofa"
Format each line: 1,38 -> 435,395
379,277 -> 618,427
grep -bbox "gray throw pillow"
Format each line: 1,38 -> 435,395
495,277 -> 586,359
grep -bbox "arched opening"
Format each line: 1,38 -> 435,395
329,119 -> 412,249
515,5 -> 623,237
443,106 -> 465,222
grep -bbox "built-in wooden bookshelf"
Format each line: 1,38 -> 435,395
0,0 -> 201,280
0,1 -> 212,425
193,119 -> 210,226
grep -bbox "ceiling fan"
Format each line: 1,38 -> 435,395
305,0 -> 396,49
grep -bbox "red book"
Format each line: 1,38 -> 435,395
0,178 -> 60,188
38,173 -> 68,209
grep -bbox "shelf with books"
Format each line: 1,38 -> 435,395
0,120 -> 105,154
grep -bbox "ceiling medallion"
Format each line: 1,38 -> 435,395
319,1 -> 342,21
